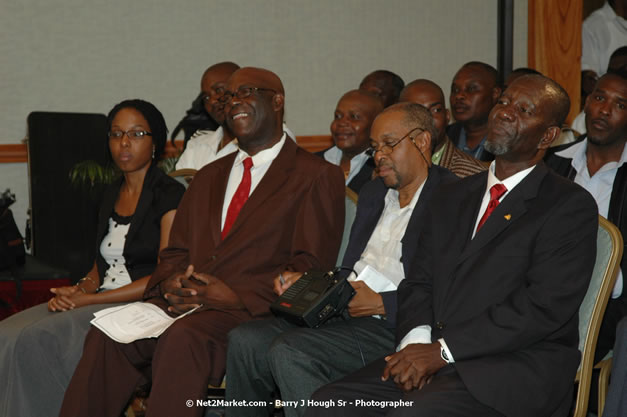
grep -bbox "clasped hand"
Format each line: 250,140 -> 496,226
381,343 -> 446,392
48,286 -> 92,312
161,265 -> 243,315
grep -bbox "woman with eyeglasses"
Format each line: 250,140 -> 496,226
0,99 -> 185,417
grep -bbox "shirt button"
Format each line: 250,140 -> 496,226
436,321 -> 445,330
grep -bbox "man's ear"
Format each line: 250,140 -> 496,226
445,108 -> 451,124
538,126 -> 561,149
417,130 -> 432,155
273,94 -> 284,112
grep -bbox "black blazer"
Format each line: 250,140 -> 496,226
95,163 -> 185,284
447,122 -> 494,162
340,164 -> 457,328
316,147 -> 375,194
397,162 -> 598,417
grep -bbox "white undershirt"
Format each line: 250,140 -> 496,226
221,134 -> 287,231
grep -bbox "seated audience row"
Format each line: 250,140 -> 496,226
2,60 -> 625,417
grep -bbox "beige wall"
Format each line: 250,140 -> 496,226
1,0 -> 528,234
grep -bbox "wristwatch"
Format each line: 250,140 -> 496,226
440,345 -> 451,364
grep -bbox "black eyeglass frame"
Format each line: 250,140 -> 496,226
366,127 -> 424,157
218,87 -> 277,104
107,130 -> 153,140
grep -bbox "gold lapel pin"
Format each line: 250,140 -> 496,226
504,214 -> 512,220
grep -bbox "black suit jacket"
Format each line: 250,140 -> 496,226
316,147 -> 375,194
397,162 -> 598,417
95,163 -> 185,284
340,165 -> 457,328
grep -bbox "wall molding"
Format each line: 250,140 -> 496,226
0,144 -> 27,163
1,136 -> 333,164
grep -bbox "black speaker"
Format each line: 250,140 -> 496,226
27,112 -> 109,281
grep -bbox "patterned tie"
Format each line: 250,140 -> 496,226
222,157 -> 253,240
476,183 -> 507,232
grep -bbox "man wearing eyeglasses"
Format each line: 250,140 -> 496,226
305,75 -> 598,417
176,62 -> 296,171
224,102 -> 457,417
59,67 -> 345,417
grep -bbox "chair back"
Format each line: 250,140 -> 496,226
573,215 -> 623,417
336,188 -> 358,265
168,168 -> 197,188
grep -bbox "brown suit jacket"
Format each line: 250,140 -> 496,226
145,138 -> 346,317
438,135 -> 488,178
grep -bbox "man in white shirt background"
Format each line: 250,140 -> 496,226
547,69 -> 627,362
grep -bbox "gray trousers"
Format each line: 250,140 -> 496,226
0,302 -> 122,417
225,316 -> 395,417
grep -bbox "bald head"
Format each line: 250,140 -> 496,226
517,74 -> 570,127
201,61 -> 240,124
359,70 -> 405,108
331,89 -> 383,157
400,79 -> 449,149
224,67 -> 285,154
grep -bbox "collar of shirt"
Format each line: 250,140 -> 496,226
432,141 -> 447,165
472,161 -> 536,238
458,127 -> 487,157
385,179 -> 424,212
557,139 -> 627,178
323,146 -> 370,185
233,133 -> 286,170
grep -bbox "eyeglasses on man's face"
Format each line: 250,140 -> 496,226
366,127 -> 424,157
218,86 -> 277,104
202,86 -> 226,102
108,130 -> 153,140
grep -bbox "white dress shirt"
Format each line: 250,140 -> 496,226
398,162 -> 536,361
557,139 -> 627,298
323,146 -> 370,186
351,184 -> 424,301
221,134 -> 287,231
176,123 -> 295,171
582,2 -> 627,76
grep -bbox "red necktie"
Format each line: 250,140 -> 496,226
476,183 -> 507,232
222,157 -> 253,239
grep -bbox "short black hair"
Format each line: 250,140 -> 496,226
462,61 -> 501,88
107,99 -> 168,160
360,70 -> 405,106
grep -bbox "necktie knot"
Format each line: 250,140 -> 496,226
489,183 -> 507,201
476,183 -> 508,233
243,157 -> 253,171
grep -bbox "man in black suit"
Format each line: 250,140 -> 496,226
306,74 -> 599,417
224,102 -> 456,417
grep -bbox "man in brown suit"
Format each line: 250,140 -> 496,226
59,67 -> 346,417
400,79 -> 486,178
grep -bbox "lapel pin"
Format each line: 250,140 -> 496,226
504,214 -> 512,220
